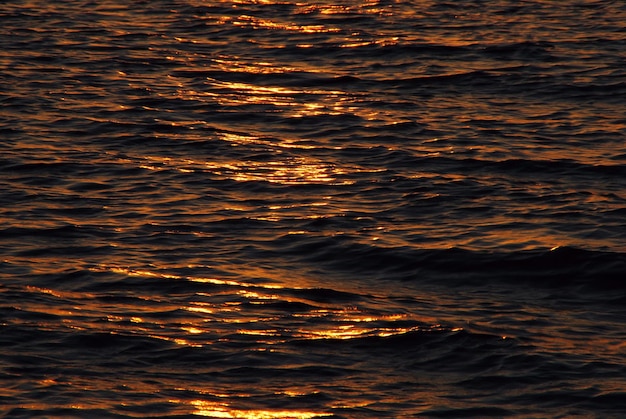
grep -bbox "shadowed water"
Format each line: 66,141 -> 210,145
1,1 -> 625,418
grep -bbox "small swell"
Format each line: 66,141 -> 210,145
270,234 -> 626,291
482,41 -> 555,60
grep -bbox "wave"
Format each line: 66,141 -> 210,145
269,235 -> 626,291
482,41 -> 555,59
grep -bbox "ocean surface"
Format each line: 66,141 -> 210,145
1,1 -> 625,418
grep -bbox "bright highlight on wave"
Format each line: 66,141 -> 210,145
88,265 -> 442,347
110,148 -> 357,185
230,14 -> 340,34
190,400 -> 329,418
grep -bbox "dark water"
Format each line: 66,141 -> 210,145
1,1 -> 625,417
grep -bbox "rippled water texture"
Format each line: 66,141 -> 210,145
1,1 -> 625,418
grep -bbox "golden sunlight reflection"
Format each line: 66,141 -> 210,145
189,400 -> 328,419
230,14 -> 340,34
94,266 -> 283,289
299,3 -> 391,17
209,56 -> 324,79
296,323 -> 422,340
87,266 -> 439,347
216,131 -> 326,150
151,152 -> 352,185
204,77 -> 350,118
210,79 -> 303,103
217,157 -> 349,185
104,136 -> 370,185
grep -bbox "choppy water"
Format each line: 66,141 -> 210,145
1,1 -> 625,418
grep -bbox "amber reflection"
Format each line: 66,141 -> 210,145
110,141 -> 361,186
230,14 -> 340,34
87,266 -> 440,347
14,263 -> 626,418
189,400 -> 328,418
27,264 -> 622,369
203,77 -> 355,120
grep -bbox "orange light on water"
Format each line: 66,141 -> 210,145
100,266 -> 284,289
231,14 -> 340,34
190,400 -> 329,418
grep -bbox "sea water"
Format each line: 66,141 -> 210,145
1,1 -> 625,417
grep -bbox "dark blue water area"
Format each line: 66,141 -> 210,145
1,1 -> 626,418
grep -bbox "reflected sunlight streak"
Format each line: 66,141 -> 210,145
87,266 -> 438,347
92,266 -> 284,289
190,399 -> 329,419
231,14 -> 341,34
